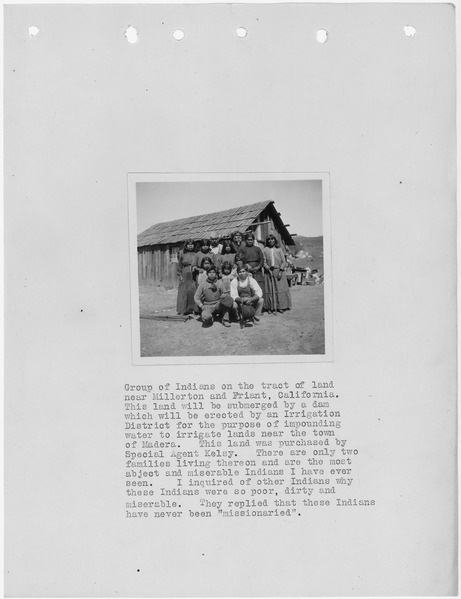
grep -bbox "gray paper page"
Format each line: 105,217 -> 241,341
4,3 -> 457,597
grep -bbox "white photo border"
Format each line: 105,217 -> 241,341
128,172 -> 333,365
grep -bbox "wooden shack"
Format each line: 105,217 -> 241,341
137,200 -> 295,288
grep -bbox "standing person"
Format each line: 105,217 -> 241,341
192,239 -> 217,276
216,241 -> 235,273
216,233 -> 232,256
209,232 -> 221,255
196,256 -> 214,286
263,234 -> 292,313
231,230 -> 244,253
194,265 -> 233,328
219,260 -> 236,293
176,239 -> 198,315
239,232 -> 265,287
220,261 -> 237,322
230,264 -> 264,327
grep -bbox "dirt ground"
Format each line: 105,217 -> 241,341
139,283 -> 325,357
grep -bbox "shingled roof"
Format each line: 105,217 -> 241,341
137,200 -> 294,247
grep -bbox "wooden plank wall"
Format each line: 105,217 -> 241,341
138,245 -> 179,289
259,208 -> 290,252
137,212 -> 291,288
257,209 -> 279,247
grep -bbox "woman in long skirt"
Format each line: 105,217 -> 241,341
176,239 -> 197,315
238,231 -> 265,288
263,234 -> 292,313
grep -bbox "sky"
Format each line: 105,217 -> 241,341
136,179 -> 323,238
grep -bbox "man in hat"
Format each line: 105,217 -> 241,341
220,232 -> 232,249
194,265 -> 233,327
231,230 -> 244,253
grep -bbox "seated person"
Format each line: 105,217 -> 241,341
230,264 -> 264,326
193,265 -> 233,327
308,269 -> 323,285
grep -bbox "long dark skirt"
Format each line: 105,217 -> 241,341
264,271 -> 277,311
264,269 -> 292,311
251,269 -> 265,289
176,267 -> 197,314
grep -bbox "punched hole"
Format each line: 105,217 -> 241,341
316,28 -> 328,43
403,25 -> 416,37
173,29 -> 185,41
236,27 -> 247,38
124,26 -> 138,43
28,26 -> 39,37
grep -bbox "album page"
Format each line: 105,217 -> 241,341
4,3 -> 457,596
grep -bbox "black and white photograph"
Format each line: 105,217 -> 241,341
131,174 -> 329,358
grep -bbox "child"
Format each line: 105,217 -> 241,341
196,257 -> 214,286
220,261 -> 236,293
192,239 -> 217,277
232,254 -> 253,278
217,241 -> 235,273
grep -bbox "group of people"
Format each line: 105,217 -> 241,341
176,230 -> 292,328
